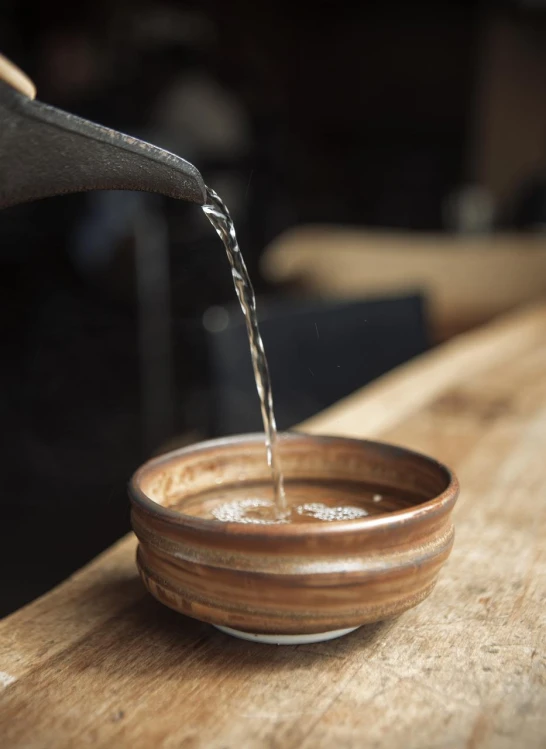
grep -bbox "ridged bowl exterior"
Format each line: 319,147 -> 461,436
130,433 -> 459,635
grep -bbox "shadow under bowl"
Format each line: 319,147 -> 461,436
129,433 -> 459,643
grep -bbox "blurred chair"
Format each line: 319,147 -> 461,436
262,227 -> 546,342
205,294 -> 428,435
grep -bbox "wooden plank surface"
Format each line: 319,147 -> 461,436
1,304 -> 546,749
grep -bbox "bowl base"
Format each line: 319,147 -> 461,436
214,624 -> 359,645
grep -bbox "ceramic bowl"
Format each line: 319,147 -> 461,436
129,433 -> 459,643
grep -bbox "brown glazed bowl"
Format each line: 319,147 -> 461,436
129,433 -> 459,644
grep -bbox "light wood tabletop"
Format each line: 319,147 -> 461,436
1,303 -> 546,749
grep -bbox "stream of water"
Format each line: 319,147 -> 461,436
202,186 -> 286,518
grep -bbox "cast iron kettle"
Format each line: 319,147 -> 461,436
0,53 -> 206,210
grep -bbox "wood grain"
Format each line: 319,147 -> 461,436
1,304 -> 546,748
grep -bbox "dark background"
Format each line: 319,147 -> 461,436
1,0 -> 546,615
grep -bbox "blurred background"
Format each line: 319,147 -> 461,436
1,0 -> 546,615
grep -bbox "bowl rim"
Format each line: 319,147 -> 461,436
129,432 -> 459,538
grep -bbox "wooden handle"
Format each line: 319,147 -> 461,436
0,52 -> 36,99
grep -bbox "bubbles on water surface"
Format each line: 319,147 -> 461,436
296,503 -> 369,521
211,498 -> 369,524
212,498 -> 283,524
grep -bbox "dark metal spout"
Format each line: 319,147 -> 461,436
0,80 -> 206,209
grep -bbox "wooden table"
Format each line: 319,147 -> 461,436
2,304 -> 546,748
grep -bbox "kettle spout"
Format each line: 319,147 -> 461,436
0,80 -> 206,209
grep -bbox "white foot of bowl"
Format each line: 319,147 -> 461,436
214,624 -> 359,645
